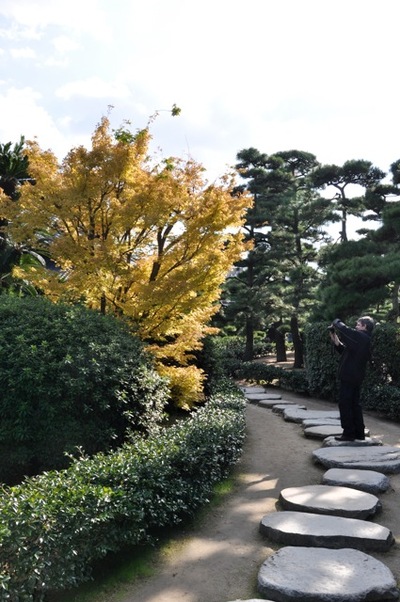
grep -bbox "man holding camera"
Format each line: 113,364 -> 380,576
329,317 -> 375,442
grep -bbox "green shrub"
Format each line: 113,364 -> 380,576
303,322 -> 339,400
0,296 -> 169,484
0,382 -> 246,601
234,361 -> 309,395
198,334 -> 272,391
368,323 -> 400,386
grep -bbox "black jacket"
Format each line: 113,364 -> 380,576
332,318 -> 372,386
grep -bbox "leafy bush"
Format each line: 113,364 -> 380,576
303,322 -> 339,400
0,381 -> 246,601
0,296 -> 169,484
235,361 -> 309,394
368,323 -> 400,386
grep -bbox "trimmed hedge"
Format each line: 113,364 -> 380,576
235,361 -> 309,394
0,296 -> 169,484
0,380 -> 246,601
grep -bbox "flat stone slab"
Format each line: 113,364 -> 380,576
283,408 -> 340,423
257,546 -> 399,601
322,468 -> 390,494
304,425 -> 344,438
302,418 -> 341,428
273,403 -> 307,414
279,484 -> 381,518
322,435 -> 381,448
240,386 -> 267,394
304,426 -> 371,439
258,399 -> 298,408
259,510 -> 394,552
313,445 -> 400,474
246,393 -> 282,401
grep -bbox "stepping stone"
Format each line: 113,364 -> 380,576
258,399 -> 298,408
302,418 -> 341,428
313,445 -> 400,474
283,407 -> 340,423
273,403 -> 307,414
322,435 -> 380,448
246,393 -> 282,401
322,468 -> 390,494
259,510 -> 394,552
304,426 -> 371,440
240,386 -> 267,394
246,393 -> 281,404
257,546 -> 399,601
304,425 -> 344,439
279,484 -> 381,518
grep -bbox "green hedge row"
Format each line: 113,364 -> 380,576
235,361 -> 309,394
0,380 -> 246,601
0,296 -> 169,484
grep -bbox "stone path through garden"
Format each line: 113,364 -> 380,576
105,386 -> 400,602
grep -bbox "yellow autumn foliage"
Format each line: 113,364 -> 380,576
4,116 -> 252,407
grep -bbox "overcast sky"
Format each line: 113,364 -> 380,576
0,0 -> 399,188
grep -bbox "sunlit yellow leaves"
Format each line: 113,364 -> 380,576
5,116 -> 252,406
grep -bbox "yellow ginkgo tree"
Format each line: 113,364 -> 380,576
3,115 -> 252,407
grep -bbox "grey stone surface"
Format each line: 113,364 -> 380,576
246,392 -> 282,401
283,407 -> 340,423
278,484 -> 381,518
302,417 -> 341,428
313,445 -> 400,474
322,467 -> 390,494
305,426 -> 371,439
304,425 -> 344,438
259,510 -> 394,552
322,435 -> 381,447
257,546 -> 399,601
272,403 -> 307,414
258,399 -> 297,408
240,386 -> 267,394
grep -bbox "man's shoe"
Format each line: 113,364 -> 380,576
335,435 -> 355,442
355,435 -> 366,441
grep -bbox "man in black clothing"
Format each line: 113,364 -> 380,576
329,316 -> 375,442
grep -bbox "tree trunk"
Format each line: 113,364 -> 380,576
268,321 -> 287,362
244,314 -> 254,361
389,282 -> 400,322
100,293 -> 106,315
290,315 -> 304,369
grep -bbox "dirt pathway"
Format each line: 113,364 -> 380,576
102,389 -> 400,602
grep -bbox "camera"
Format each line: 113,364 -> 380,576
327,325 -> 335,333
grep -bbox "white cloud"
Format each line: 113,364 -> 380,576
0,86 -> 87,158
52,35 -> 80,54
55,76 -> 132,101
0,0 -> 399,185
10,46 -> 36,59
0,0 -> 111,39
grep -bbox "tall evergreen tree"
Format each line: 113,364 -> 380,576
314,160 -> 400,322
227,149 -> 334,366
311,159 -> 385,242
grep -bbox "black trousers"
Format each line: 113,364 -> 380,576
338,380 -> 365,439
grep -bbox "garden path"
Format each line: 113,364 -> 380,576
101,387 -> 400,602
